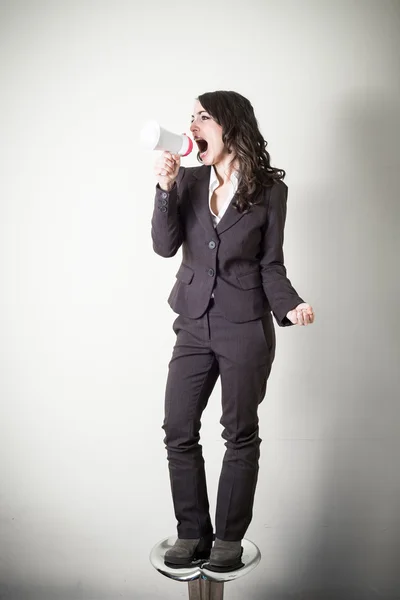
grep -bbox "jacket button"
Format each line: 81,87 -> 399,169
159,206 -> 167,212
161,192 -> 168,199
160,199 -> 167,206
208,240 -> 216,249
207,268 -> 215,277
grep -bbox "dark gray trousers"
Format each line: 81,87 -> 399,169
162,298 -> 276,542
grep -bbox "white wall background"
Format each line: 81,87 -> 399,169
1,1 -> 399,599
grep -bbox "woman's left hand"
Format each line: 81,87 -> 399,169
286,303 -> 315,326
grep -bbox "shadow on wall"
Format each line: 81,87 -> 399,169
273,87 -> 400,600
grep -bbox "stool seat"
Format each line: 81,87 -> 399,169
150,536 -> 261,583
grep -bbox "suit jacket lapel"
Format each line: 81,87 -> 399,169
189,165 -> 249,236
189,166 -> 216,238
215,199 -> 248,235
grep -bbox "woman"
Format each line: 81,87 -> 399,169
151,91 -> 314,573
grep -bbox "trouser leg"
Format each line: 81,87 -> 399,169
162,312 -> 219,539
210,308 -> 276,541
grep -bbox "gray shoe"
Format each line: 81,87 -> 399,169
164,535 -> 213,568
205,538 -> 244,572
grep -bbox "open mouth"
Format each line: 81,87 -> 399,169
195,138 -> 208,156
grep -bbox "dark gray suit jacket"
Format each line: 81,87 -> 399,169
151,165 -> 304,326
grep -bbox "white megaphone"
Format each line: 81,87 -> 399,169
140,120 -> 193,156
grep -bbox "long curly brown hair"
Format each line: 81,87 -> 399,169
197,90 -> 286,213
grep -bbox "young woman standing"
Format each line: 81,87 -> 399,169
151,91 -> 314,572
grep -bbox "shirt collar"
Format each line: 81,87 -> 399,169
209,165 -> 239,193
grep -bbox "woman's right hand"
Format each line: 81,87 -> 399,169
154,151 -> 181,192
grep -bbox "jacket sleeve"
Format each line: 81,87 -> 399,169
260,180 -> 305,327
151,167 -> 186,258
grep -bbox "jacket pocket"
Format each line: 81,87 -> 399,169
237,269 -> 262,290
175,263 -> 194,285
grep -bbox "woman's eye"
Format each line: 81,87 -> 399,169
190,115 -> 210,124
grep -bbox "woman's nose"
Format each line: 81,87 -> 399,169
190,121 -> 198,133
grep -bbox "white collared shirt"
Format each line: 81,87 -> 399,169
208,166 -> 239,227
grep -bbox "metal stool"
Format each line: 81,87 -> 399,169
150,536 -> 261,599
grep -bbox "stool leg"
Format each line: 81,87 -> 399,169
188,580 -> 201,600
188,579 -> 224,600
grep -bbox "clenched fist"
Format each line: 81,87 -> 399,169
155,151 -> 181,192
286,303 -> 315,326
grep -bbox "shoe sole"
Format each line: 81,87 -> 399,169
164,549 -> 211,569
204,547 -> 244,573
203,559 -> 244,572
